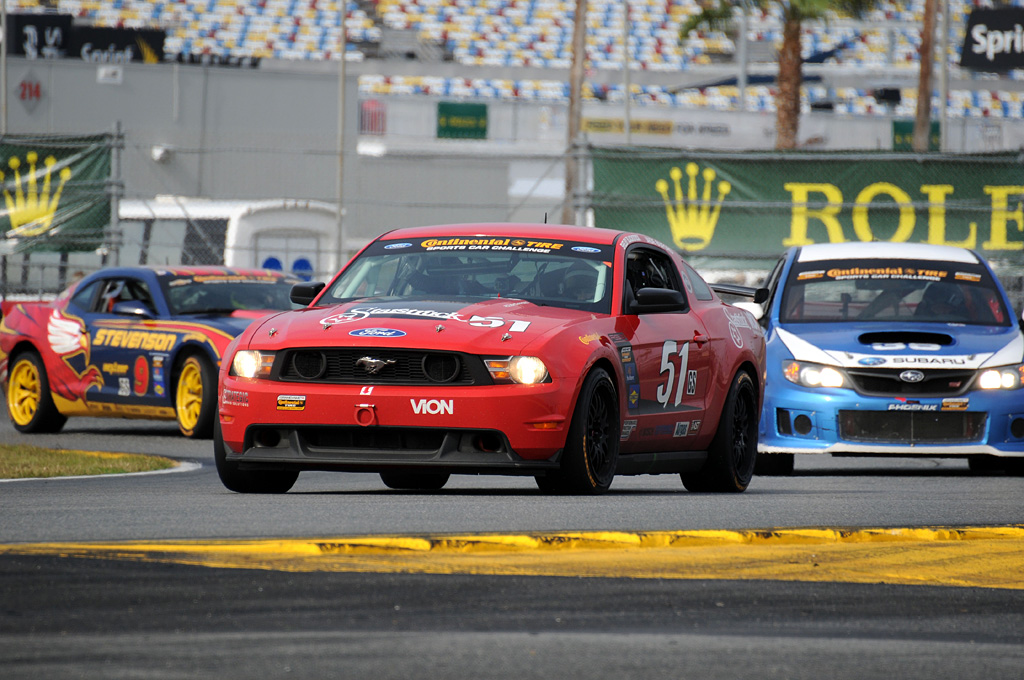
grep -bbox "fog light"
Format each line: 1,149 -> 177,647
1011,417 -> 1024,439
794,414 -> 813,435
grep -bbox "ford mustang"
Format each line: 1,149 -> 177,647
737,242 -> 1024,475
215,223 -> 767,494
1,266 -> 300,438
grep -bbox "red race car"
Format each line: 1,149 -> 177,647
2,266 -> 300,438
216,224 -> 767,494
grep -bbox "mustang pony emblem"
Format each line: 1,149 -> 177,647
356,356 -> 397,374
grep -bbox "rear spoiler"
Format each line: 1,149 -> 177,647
710,283 -> 769,304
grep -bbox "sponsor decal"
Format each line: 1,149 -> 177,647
133,356 -> 149,395
955,272 -> 982,282
674,421 -> 690,437
686,369 -> 698,395
93,328 -> 177,351
118,377 -> 131,396
349,327 -> 407,338
420,237 -> 565,253
102,362 -> 129,375
824,266 -> 947,282
942,398 -> 969,411
411,398 -> 453,415
620,346 -> 634,363
888,398 -> 939,411
690,420 -> 701,435
892,357 -> 967,365
360,386 -> 374,395
621,419 -> 637,440
624,362 -> 638,382
579,333 -> 601,345
572,246 -> 602,253
277,395 -> 306,411
628,385 -> 640,409
859,357 -> 886,366
796,270 -> 825,281
320,307 -> 531,334
152,354 -> 167,398
724,309 -> 755,348
222,389 -> 249,406
384,242 -> 413,249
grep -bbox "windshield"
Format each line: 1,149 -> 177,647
780,258 -> 1011,326
159,272 -> 300,315
323,236 -> 615,313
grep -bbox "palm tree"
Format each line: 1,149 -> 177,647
681,0 -> 879,150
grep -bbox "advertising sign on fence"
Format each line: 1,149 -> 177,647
961,8 -> 1024,72
437,102 -> 488,140
0,135 -> 112,254
591,148 -> 1024,260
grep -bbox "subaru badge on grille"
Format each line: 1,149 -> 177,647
899,370 -> 925,383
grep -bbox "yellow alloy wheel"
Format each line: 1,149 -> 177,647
176,357 -> 205,434
8,357 -> 42,427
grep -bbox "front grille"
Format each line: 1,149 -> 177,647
845,368 -> 975,397
838,410 -> 987,444
276,348 -> 486,385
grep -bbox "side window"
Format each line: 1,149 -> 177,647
625,248 -> 683,294
97,278 -> 157,315
680,261 -> 713,301
68,280 -> 101,312
761,256 -> 786,326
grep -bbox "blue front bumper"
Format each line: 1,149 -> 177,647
759,380 -> 1024,457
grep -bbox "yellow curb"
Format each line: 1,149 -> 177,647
2,526 -> 1023,589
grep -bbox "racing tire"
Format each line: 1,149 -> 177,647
7,350 -> 67,433
681,370 -> 757,493
214,421 -> 298,493
754,452 -> 795,476
175,354 -> 217,439
379,471 -> 450,490
557,367 -> 619,495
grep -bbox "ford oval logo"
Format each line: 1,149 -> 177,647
384,242 -> 413,250
899,370 -> 926,383
572,246 -> 602,253
349,328 -> 407,338
859,357 -> 886,366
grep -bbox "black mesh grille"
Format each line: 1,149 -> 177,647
838,410 -> 987,444
277,348 -> 483,385
845,368 -> 975,397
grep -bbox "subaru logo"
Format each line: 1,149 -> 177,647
899,370 -> 926,383
349,328 -> 406,338
858,357 -> 886,366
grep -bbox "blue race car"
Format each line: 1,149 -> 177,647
738,242 -> 1024,475
2,266 -> 300,438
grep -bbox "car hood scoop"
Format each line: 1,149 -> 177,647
858,331 -> 955,347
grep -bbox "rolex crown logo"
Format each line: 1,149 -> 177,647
655,162 -> 731,251
1,152 -> 72,238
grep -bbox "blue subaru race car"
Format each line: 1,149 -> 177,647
737,242 -> 1024,475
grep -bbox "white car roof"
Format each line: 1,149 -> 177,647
796,242 -> 980,264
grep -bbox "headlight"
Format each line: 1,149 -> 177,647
977,364 -> 1024,390
783,360 -> 845,388
484,356 -> 550,384
231,350 -> 275,379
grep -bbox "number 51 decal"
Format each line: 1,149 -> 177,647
657,340 -> 698,407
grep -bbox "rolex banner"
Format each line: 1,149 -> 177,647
0,135 -> 112,253
591,149 -> 1024,260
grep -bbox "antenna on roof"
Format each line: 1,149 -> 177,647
543,212 -> 548,224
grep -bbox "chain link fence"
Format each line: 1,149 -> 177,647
584,145 -> 1024,309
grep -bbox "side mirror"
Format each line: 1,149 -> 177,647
111,300 -> 153,319
631,287 -> 688,314
290,281 -> 326,307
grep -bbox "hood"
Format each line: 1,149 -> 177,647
775,322 -> 1024,370
245,297 -> 596,354
184,309 -> 277,336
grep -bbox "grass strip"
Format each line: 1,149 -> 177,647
0,443 -> 176,479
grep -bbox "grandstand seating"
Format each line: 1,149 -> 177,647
12,0 -> 1024,118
